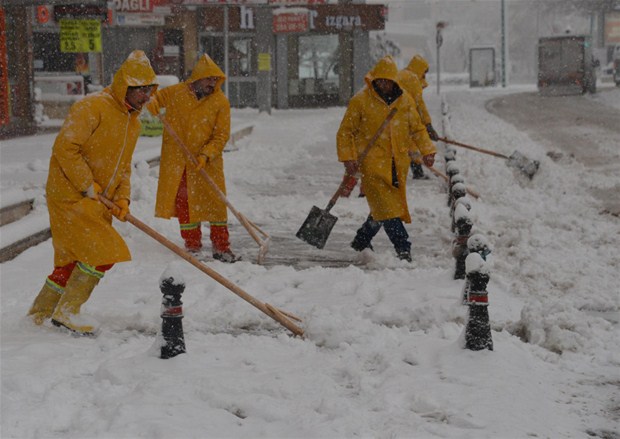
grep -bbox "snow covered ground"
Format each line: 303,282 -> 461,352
1,85 -> 619,438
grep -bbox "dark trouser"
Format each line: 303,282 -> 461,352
351,215 -> 411,254
410,162 -> 426,178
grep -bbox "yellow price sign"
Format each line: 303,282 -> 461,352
258,53 -> 271,72
60,19 -> 102,53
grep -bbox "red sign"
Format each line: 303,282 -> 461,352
0,8 -> 9,126
36,5 -> 51,24
273,11 -> 308,33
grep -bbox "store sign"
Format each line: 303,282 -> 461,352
36,5 -> 52,24
115,13 -> 165,25
273,10 -> 308,33
111,0 -> 171,14
180,0 -> 325,4
54,4 -> 108,21
0,9 -> 9,126
203,4 -> 383,33
269,0 -> 325,4
258,53 -> 271,71
59,19 -> 102,53
113,0 -> 152,12
308,5 -> 384,32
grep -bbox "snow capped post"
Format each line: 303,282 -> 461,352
159,269 -> 186,359
444,146 -> 457,168
452,199 -> 473,279
446,161 -> 461,206
463,239 -> 493,351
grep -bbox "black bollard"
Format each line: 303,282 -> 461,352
464,255 -> 493,351
452,213 -> 473,279
446,163 -> 461,207
160,276 -> 186,359
462,234 -> 491,304
451,195 -> 471,233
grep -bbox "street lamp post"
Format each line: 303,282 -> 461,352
436,21 -> 446,95
501,0 -> 507,87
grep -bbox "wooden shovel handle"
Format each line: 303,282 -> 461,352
97,195 -> 304,337
438,137 -> 509,160
157,114 -> 269,253
326,107 -> 398,212
426,166 -> 480,199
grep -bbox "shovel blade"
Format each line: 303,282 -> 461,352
507,151 -> 540,179
296,205 -> 338,249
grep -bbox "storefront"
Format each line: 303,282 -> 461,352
0,1 -> 384,136
196,2 -> 385,108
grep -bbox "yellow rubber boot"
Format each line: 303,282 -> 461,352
28,281 -> 63,325
51,266 -> 100,336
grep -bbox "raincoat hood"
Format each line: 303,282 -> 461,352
110,50 -> 158,108
187,54 -> 226,90
364,56 -> 400,89
406,55 -> 429,88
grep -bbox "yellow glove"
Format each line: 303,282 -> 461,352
111,199 -> 130,222
196,154 -> 208,171
86,182 -> 102,200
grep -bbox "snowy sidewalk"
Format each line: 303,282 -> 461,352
2,88 -> 619,438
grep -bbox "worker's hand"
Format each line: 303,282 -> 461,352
426,124 -> 439,141
110,199 -> 130,222
340,174 -> 358,198
343,160 -> 358,177
422,153 -> 436,168
196,154 -> 208,171
86,182 -> 102,200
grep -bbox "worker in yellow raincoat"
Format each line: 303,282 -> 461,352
27,51 -> 158,335
337,56 -> 436,262
396,54 -> 440,179
147,54 -> 238,263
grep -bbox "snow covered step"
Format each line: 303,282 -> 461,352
0,211 -> 50,263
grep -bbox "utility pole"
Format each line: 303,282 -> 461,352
436,21 -> 446,95
501,0 -> 507,87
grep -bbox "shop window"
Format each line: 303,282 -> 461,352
297,35 -> 339,96
201,36 -> 254,77
33,32 -> 78,73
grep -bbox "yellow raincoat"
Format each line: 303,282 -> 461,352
337,56 -> 435,223
396,55 -> 432,126
147,54 -> 230,223
46,50 -> 157,267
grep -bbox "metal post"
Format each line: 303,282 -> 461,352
436,27 -> 441,95
436,22 -> 445,95
224,4 -> 229,98
501,0 -> 506,87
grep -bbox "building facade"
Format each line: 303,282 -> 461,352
1,0 -> 385,136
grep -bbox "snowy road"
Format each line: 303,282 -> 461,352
486,90 -> 620,215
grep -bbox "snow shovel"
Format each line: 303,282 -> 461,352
158,115 -> 270,264
296,108 -> 398,249
438,137 -> 539,179
98,195 -> 303,337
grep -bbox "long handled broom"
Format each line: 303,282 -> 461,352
99,195 -> 303,337
157,115 -> 270,264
